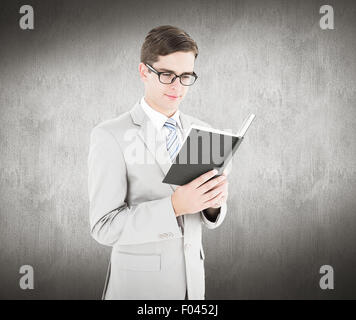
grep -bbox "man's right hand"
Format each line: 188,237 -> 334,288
171,169 -> 227,217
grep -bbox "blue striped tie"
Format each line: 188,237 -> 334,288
164,117 -> 180,163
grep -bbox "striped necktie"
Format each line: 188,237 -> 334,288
164,117 -> 180,163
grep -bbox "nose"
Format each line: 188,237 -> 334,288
170,76 -> 183,90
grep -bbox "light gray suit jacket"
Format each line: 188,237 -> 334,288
87,99 -> 227,300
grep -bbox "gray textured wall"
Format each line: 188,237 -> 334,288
1,0 -> 355,299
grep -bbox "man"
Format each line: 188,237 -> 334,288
88,25 -> 229,300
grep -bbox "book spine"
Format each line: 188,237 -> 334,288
216,136 -> 244,174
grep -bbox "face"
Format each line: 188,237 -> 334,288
139,51 -> 196,117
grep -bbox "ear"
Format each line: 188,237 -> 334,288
138,63 -> 149,82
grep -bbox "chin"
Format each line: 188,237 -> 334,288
167,100 -> 181,109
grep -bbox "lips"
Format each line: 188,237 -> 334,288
165,94 -> 179,99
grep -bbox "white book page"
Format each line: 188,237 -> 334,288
188,113 -> 255,138
190,124 -> 241,137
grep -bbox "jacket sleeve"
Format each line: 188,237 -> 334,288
200,201 -> 227,229
198,121 -> 229,230
88,126 -> 182,247
200,158 -> 231,229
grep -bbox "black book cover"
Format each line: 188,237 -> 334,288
162,126 -> 244,186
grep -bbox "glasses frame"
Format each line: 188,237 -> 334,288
145,63 -> 198,86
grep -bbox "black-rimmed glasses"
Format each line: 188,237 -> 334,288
145,63 -> 198,86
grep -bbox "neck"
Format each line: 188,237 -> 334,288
144,96 -> 178,118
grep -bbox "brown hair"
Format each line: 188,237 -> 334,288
140,25 -> 199,65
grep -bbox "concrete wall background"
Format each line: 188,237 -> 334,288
0,0 -> 355,299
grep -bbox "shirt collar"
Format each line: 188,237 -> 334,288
140,96 -> 182,131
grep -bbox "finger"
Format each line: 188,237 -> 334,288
209,178 -> 228,190
197,175 -> 226,194
201,193 -> 225,211
202,188 -> 223,205
211,195 -> 226,208
190,169 -> 218,189
213,194 -> 226,207
201,182 -> 227,202
217,195 -> 226,204
209,191 -> 227,204
216,195 -> 227,207
202,185 -> 224,203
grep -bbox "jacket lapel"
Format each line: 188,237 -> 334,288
179,110 -> 193,141
129,100 -> 192,191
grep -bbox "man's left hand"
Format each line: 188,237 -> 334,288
205,169 -> 229,210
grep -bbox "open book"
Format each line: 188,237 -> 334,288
162,114 -> 255,186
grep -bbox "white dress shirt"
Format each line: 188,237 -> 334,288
140,96 -> 184,162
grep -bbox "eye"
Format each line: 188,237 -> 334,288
162,72 -> 173,77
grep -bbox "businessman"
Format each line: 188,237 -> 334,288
88,25 -> 229,300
